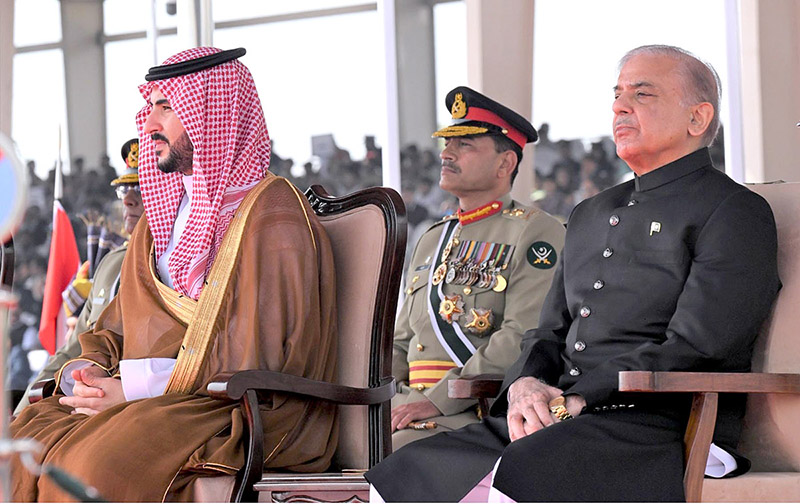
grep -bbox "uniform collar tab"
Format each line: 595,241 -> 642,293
457,198 -> 506,225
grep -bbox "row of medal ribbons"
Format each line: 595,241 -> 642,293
445,240 -> 514,291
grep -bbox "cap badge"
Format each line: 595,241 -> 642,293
127,142 -> 139,168
451,92 -> 467,119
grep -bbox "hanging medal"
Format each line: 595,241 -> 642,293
433,222 -> 462,286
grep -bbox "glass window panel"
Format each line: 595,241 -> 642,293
530,0 -> 728,219
13,0 -> 62,47
532,0 -> 728,143
214,11 -> 383,188
104,35 -> 181,169
433,1 -> 466,129
11,50 -> 69,180
104,0 -> 176,36
212,0 -> 372,23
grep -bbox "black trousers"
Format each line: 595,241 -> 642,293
366,404 -> 688,502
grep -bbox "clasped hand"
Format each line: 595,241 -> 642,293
506,377 -> 586,442
59,366 -> 126,416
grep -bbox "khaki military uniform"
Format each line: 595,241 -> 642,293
14,247 -> 127,415
392,193 -> 565,448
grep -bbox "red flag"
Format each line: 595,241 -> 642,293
39,200 -> 80,354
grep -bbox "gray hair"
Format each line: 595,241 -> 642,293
619,45 -> 722,147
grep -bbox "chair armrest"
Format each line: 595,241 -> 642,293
619,371 -> 800,393
448,374 -> 504,419
619,370 -> 800,502
28,378 -> 57,405
448,374 -> 504,400
207,369 -> 395,405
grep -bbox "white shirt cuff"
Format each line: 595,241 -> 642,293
705,442 -> 738,478
59,361 -> 93,396
119,358 -> 177,401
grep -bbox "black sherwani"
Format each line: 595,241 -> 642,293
366,148 -> 781,502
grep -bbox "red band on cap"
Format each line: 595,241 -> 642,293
464,107 -> 527,148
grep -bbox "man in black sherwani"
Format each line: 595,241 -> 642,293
366,44 -> 782,502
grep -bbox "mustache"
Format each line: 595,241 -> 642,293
442,160 -> 461,173
614,119 -> 635,129
150,133 -> 169,144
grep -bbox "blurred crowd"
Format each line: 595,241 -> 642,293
6,126 -> 725,399
7,155 -> 121,403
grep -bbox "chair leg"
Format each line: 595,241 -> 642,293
683,392 -> 718,502
231,390 -> 264,503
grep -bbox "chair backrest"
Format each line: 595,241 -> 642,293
305,185 -> 407,470
1,237 -> 13,289
738,182 -> 800,471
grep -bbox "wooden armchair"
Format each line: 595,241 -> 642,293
204,185 -> 407,502
619,181 -> 800,502
451,182 -> 800,502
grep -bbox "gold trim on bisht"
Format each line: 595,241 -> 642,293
150,244 -> 197,326
164,173 -> 286,394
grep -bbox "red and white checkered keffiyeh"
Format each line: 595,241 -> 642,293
135,47 -> 270,299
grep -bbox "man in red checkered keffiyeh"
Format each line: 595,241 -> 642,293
10,47 -> 339,502
136,46 -> 271,299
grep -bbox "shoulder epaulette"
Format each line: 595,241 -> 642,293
501,205 -> 538,221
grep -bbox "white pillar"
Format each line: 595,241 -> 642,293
175,0 -> 200,51
199,0 -> 213,47
395,0 -> 437,151
739,0 -> 800,183
723,0 -> 744,182
0,0 -> 14,137
379,0 -> 402,192
61,0 -> 107,169
465,0 -> 535,203
146,0 -> 159,66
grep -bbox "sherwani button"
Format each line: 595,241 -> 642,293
603,248 -> 613,258
609,215 -> 620,226
574,341 -> 586,352
580,306 -> 591,318
569,367 -> 581,377
593,280 -> 604,290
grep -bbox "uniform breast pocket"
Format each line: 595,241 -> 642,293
406,281 -> 430,327
623,246 -> 690,288
631,248 -> 689,265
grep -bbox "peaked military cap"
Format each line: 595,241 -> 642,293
144,47 -> 246,81
432,86 -> 537,149
111,138 -> 139,186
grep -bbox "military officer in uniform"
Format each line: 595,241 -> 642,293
14,138 -> 143,415
368,46 -> 781,502
391,87 -> 566,449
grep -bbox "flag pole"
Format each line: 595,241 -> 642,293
54,125 -> 63,201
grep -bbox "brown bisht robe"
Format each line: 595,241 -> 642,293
11,175 -> 338,502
